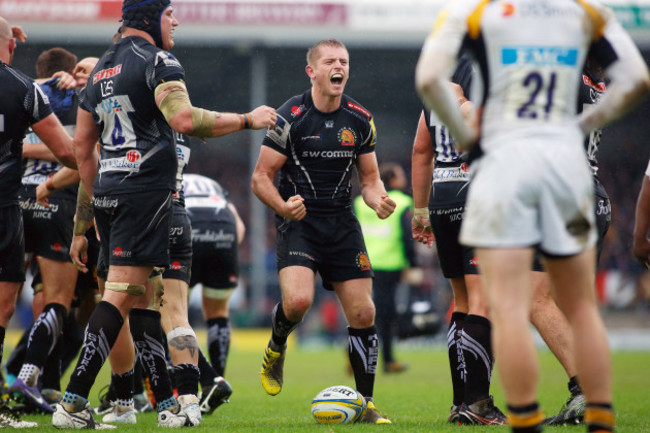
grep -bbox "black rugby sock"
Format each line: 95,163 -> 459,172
66,301 -> 124,399
133,361 -> 145,394
22,303 -> 67,380
270,303 -> 300,347
198,349 -> 217,388
347,326 -> 379,399
111,369 -> 135,402
129,308 -> 175,405
207,317 -> 230,376
448,312 -> 467,407
461,314 -> 493,405
173,363 -> 200,396
41,337 -> 63,390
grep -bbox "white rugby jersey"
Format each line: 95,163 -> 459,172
418,0 -> 646,153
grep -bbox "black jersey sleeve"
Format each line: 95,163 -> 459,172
358,115 -> 377,155
27,81 -> 54,126
149,51 -> 185,89
452,56 -> 473,100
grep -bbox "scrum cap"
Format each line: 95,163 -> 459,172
122,0 -> 171,48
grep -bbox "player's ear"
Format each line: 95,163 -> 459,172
305,64 -> 315,79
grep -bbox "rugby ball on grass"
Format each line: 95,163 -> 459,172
310,385 -> 366,424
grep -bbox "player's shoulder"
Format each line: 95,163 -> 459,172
342,95 -> 373,121
0,63 -> 34,93
277,90 -> 311,121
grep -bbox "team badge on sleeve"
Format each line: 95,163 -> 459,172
369,118 -> 377,147
266,114 -> 290,149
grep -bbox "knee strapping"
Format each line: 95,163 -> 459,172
166,326 -> 197,342
147,274 -> 164,311
105,281 -> 146,296
202,286 -> 234,300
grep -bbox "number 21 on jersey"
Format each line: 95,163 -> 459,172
504,66 -> 569,123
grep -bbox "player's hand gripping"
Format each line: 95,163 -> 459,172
70,234 -> 90,273
412,207 -> 434,248
248,105 -> 277,129
51,71 -> 78,90
283,195 -> 306,221
375,194 -> 396,219
35,182 -> 53,208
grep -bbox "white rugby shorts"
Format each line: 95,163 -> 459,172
460,140 -> 597,256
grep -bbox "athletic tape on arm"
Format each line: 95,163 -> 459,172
154,80 -> 220,138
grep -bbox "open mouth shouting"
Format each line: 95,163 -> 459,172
330,72 -> 344,87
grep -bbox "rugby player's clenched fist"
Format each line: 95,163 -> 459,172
375,194 -> 396,220
283,195 -> 306,221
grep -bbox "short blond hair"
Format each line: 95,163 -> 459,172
306,39 -> 347,66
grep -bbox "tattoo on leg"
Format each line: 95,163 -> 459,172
169,336 -> 198,357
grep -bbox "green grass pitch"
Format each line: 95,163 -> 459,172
9,339 -> 650,431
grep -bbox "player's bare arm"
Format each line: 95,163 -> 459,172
252,146 -> 306,221
22,141 -> 57,161
227,202 -> 247,245
69,181 -> 93,273
73,109 -> 100,195
30,113 -> 77,169
155,80 -> 276,137
36,167 -> 80,207
411,111 -> 435,248
356,152 -> 395,220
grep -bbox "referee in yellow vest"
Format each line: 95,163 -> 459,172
354,162 -> 421,373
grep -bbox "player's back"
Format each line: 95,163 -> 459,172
0,63 -> 52,205
83,36 -> 183,195
467,0 -> 602,151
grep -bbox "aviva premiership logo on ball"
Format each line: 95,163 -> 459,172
311,385 -> 366,424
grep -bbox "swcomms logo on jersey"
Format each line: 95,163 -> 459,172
155,51 -> 181,69
301,150 -> 354,159
266,114 -> 290,149
502,47 -> 578,66
93,65 -> 122,84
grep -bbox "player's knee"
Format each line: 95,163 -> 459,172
284,296 -> 312,319
350,304 -> 375,328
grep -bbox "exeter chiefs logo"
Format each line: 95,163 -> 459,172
338,128 -> 356,147
356,252 -> 371,271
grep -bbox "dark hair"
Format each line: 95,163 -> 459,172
35,47 -> 78,78
379,162 -> 402,186
306,39 -> 347,65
